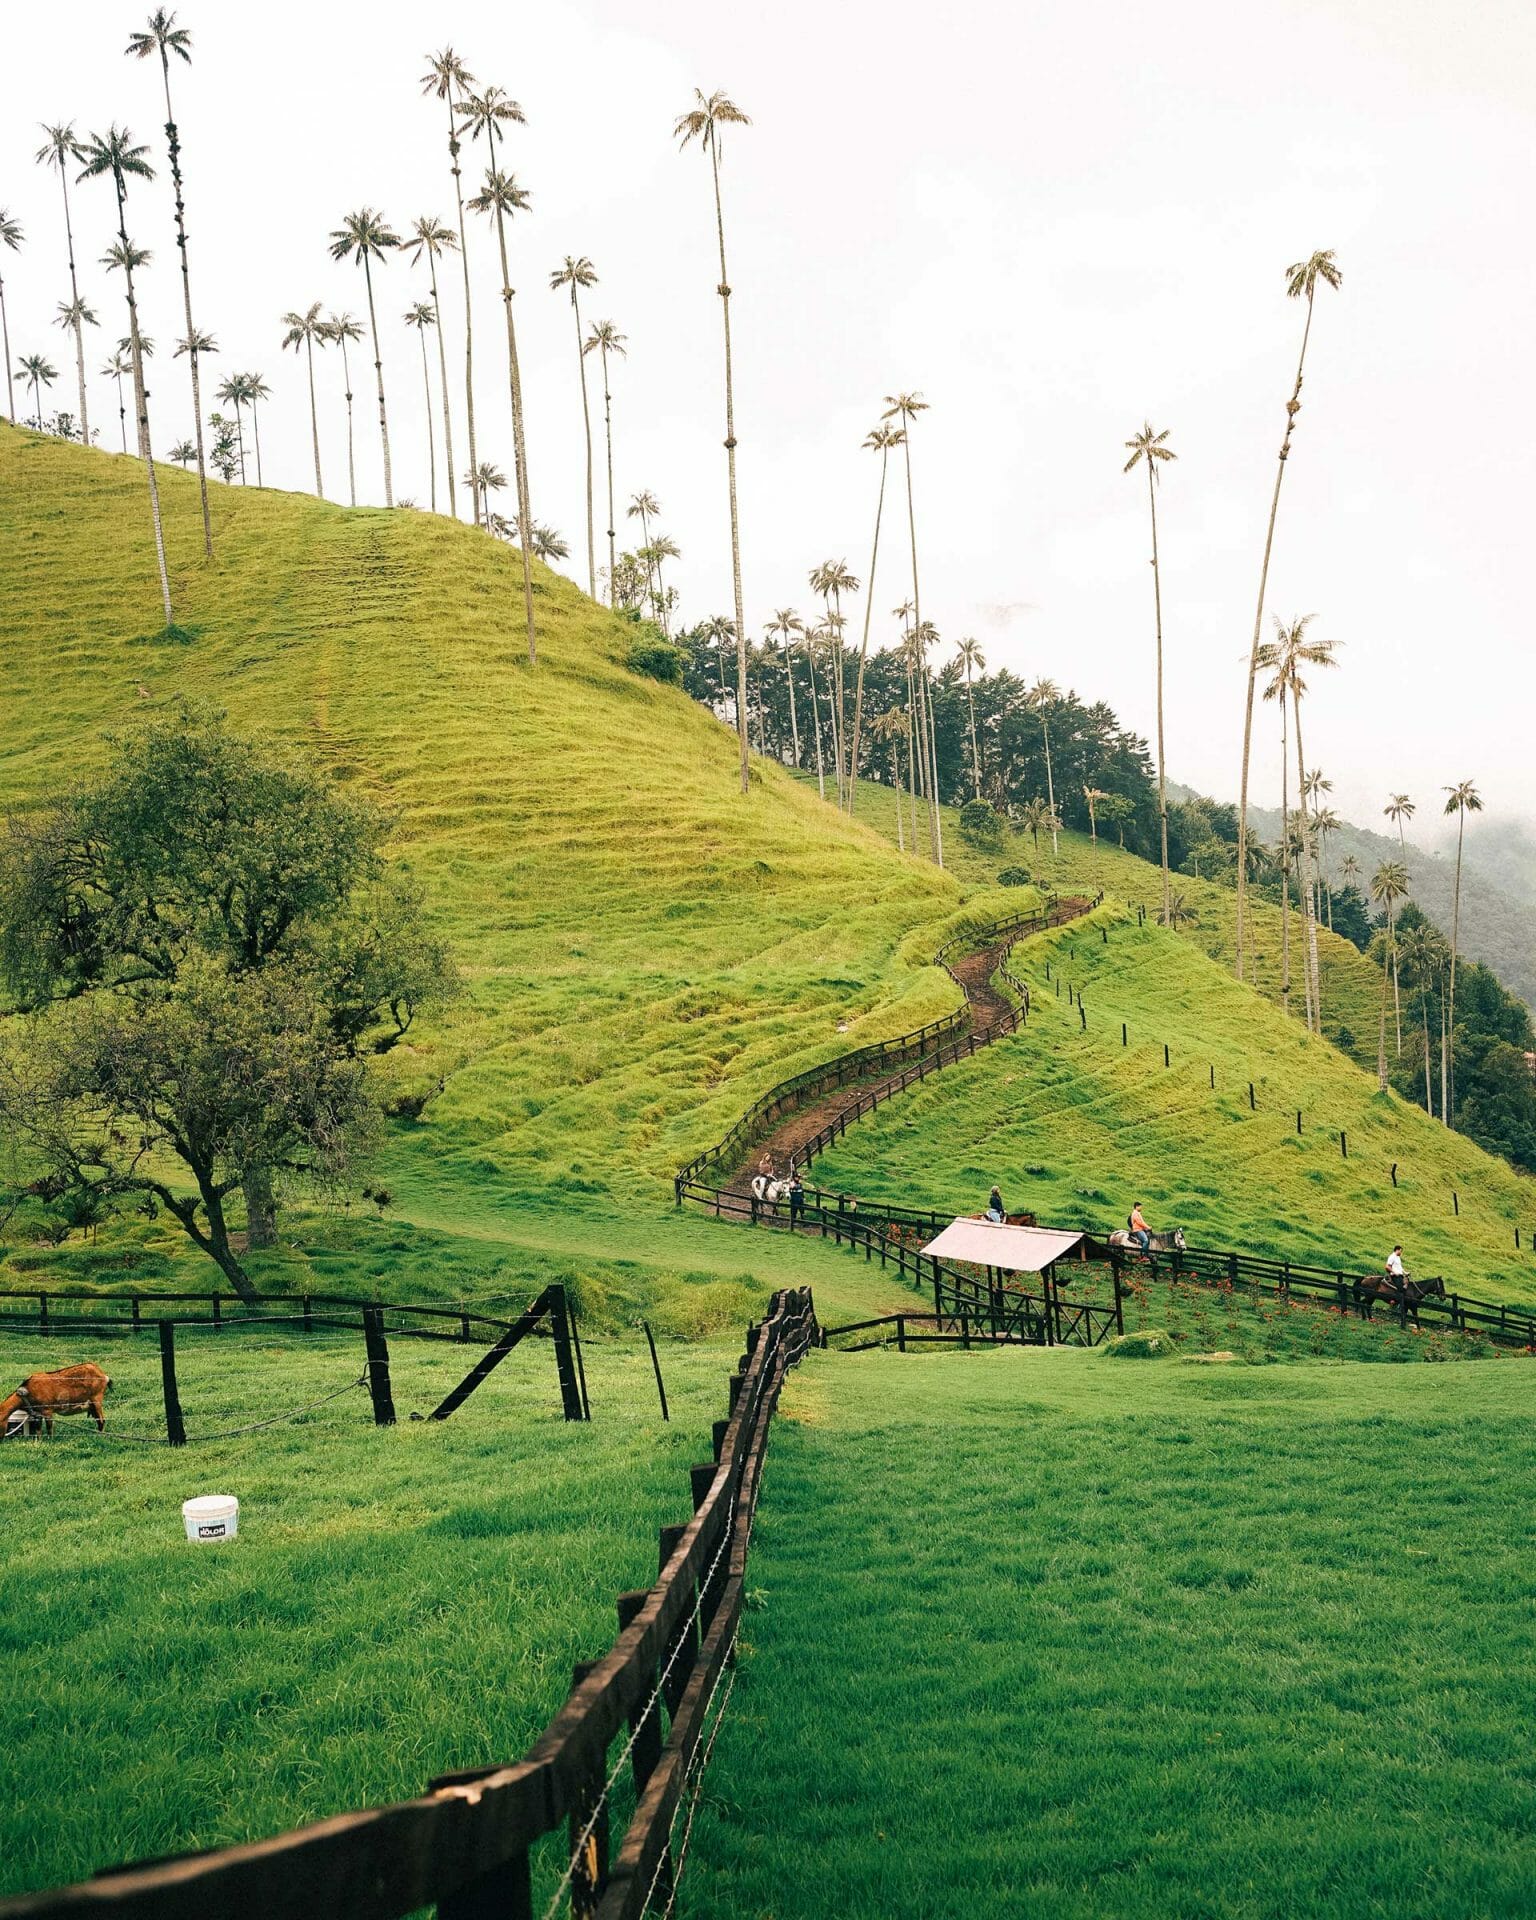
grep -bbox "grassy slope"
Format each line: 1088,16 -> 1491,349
688,1347 -> 1536,1920
825,787 -> 1535,1298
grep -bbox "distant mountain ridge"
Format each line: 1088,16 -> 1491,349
1169,784 -> 1535,1010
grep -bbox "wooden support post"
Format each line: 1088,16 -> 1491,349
38,1292 -> 48,1333
568,1661 -> 609,1918
1079,1002 -> 1087,1030
211,1292 -> 222,1332
642,1320 -> 670,1421
1122,1023 -> 1128,1047
131,1295 -> 141,1330
1164,1043 -> 1170,1068
548,1286 -> 585,1422
617,1588 -> 666,1794
570,1308 -> 592,1421
159,1320 -> 187,1447
1209,1064 -> 1215,1089
302,1294 -> 312,1334
1297,1111 -> 1303,1135
1452,1190 -> 1459,1216
363,1308 -> 396,1427
435,1848 -> 533,1920
1390,1163 -> 1398,1188
1249,1082 -> 1256,1110
897,1315 -> 907,1353
657,1523 -> 699,1715
1340,1131 -> 1348,1159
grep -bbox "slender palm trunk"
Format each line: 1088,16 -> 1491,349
158,54 -> 212,555
892,744 -> 906,853
965,671 -> 981,799
1440,992 -> 1449,1124
924,656 -> 945,862
488,195 -> 535,664
113,369 -> 127,452
1420,978 -> 1434,1118
0,277 -> 12,420
360,253 -> 393,507
1147,460 -> 1171,924
1376,919 -> 1390,1092
600,345 -> 616,607
637,505 -> 655,614
570,291 -> 595,596
707,137 -> 749,795
779,635 -> 800,765
425,259 -> 456,519
847,447 -> 889,815
1291,684 -> 1322,1030
1447,812 -> 1466,1126
29,375 -> 43,425
55,167 -> 90,444
1042,717 -> 1058,857
901,436 -> 940,863
303,334 -> 324,497
446,102 -> 479,527
338,333 -> 357,506
1279,698 -> 1292,1017
417,327 -> 436,510
233,404 -> 247,483
112,175 -> 172,624
251,400 -> 264,488
805,641 -> 828,802
1236,289 -> 1316,980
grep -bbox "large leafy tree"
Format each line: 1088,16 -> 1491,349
1123,421 -> 1176,923
675,87 -> 752,794
35,126 -> 92,444
1235,249 -> 1341,982
77,127 -> 174,624
404,216 -> 461,519
328,209 -> 401,506
0,709 -> 455,1294
551,255 -> 599,595
126,11 -> 213,556
281,303 -> 329,498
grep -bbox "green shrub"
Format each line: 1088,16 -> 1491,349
996,865 -> 1032,888
626,638 -> 685,684
958,799 -> 1004,850
1105,1327 -> 1177,1359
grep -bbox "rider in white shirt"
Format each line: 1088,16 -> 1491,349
1385,1246 -> 1407,1285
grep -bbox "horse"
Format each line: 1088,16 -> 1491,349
750,1173 -> 792,1208
1107,1227 -> 1187,1259
1,1362 -> 111,1438
1353,1273 -> 1446,1325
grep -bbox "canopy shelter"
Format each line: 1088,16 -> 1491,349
919,1218 -> 1084,1273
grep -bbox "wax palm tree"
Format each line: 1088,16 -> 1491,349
527,522 -> 568,564
1369,861 -> 1410,1092
550,255 -> 598,595
329,209 -> 400,506
1302,767 -> 1333,929
766,609 -> 804,773
883,392 -> 939,859
805,625 -> 837,800
584,321 -> 626,604
53,297 -> 98,436
1162,892 -> 1197,931
647,533 -> 681,634
698,613 -> 735,716
322,312 -> 363,506
675,87 -> 752,793
1083,786 -> 1110,844
17,353 -> 58,427
846,424 -> 903,817
1028,680 -> 1062,857
0,209 -> 20,422
125,11 -> 212,554
627,489 -> 659,611
1123,421 -> 1177,922
215,372 -> 252,481
1257,639 -> 1297,1017
954,637 -> 986,799
403,301 -> 439,509
1021,797 -> 1055,855
1235,249 -> 1342,982
811,559 -> 860,797
168,438 -> 195,464
244,372 -> 270,486
1385,792 -> 1415,852
102,346 -> 131,451
35,126 -> 93,442
873,708 -> 909,852
1270,614 -> 1339,1030
421,50 -> 480,525
1396,920 -> 1445,1117
464,460 -> 506,531
1312,805 -> 1341,927
403,217 -> 461,520
78,127 -> 172,623
1441,779 -> 1483,1126
280,304 -> 328,497
1341,852 -> 1361,894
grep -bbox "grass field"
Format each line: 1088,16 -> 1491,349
686,1345 -> 1536,1920
0,1321 -> 743,1896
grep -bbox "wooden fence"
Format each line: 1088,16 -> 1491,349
0,1284 -> 821,1920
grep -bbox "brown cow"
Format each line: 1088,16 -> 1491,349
0,1363 -> 112,1438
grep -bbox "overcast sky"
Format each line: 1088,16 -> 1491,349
6,0 -> 1533,832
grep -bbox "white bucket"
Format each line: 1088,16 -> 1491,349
182,1494 -> 239,1543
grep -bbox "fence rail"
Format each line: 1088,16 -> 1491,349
0,1285 -> 821,1920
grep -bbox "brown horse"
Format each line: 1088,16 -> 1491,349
1,1362 -> 112,1437
1353,1274 -> 1446,1325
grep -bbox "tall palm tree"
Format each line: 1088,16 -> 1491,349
1341,852 -> 1360,894
1311,804 -> 1340,928
1369,861 -> 1410,1092
1235,249 -> 1342,982
883,392 -> 939,859
420,50 -> 480,526
1270,614 -> 1339,1031
464,460 -> 506,530
102,346 -> 131,451
1441,779 -> 1483,1126
1021,797 -> 1055,857
1303,767 -> 1333,929
403,301 -> 439,509
1384,792 -> 1415,852
805,624 -> 836,801
404,217 -> 461,520
36,126 -> 92,443
168,438 -> 196,464
550,255 -> 598,595
765,608 -> 804,771
675,88 -> 752,794
215,372 -> 252,481
126,11 -> 212,555
1257,640 -> 1297,1018
1396,920 -> 1444,1118
323,312 -> 364,506
17,353 -> 58,427
647,533 -> 681,634
244,372 -> 270,486
329,209 -> 400,506
0,210 -> 19,422
699,613 -> 735,718
584,321 -> 625,603
811,560 -> 860,797
955,637 -> 985,799
280,304 -> 328,498
846,423 -> 902,817
627,488 -> 659,611
873,708 -> 909,852
78,127 -> 172,623
1123,421 -> 1177,922
1028,680 -> 1062,857
461,86 -> 535,661
53,297 -> 99,436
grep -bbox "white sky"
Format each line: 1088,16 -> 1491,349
6,0 -> 1534,829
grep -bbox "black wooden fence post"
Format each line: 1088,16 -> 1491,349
159,1319 -> 187,1447
642,1319 -> 670,1421
568,1661 -> 609,1918
363,1308 -> 396,1427
548,1286 -> 585,1422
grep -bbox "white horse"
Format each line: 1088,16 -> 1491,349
1107,1227 -> 1186,1256
750,1173 -> 792,1207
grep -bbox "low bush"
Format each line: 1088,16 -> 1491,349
1105,1326 -> 1177,1358
627,638 -> 686,684
958,799 -> 1004,850
996,865 -> 1032,888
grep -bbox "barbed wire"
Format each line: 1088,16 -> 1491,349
41,1372 -> 371,1447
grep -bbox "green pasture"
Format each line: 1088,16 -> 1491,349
812,906 -> 1536,1300
687,1345 -> 1536,1920
0,1321 -> 743,1897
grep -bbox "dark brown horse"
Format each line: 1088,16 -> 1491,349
1353,1274 -> 1446,1324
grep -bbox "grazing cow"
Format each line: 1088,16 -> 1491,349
1353,1273 -> 1446,1325
0,1363 -> 111,1438
1107,1228 -> 1187,1258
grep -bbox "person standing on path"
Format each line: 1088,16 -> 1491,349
788,1169 -> 804,1227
